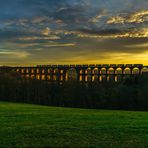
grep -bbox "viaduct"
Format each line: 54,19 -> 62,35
0,64 -> 148,83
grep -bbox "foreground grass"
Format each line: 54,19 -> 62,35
0,102 -> 148,148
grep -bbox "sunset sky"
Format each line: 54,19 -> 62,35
0,0 -> 148,66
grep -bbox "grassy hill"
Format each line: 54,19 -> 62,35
0,102 -> 148,148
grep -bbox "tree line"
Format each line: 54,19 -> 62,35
0,71 -> 148,110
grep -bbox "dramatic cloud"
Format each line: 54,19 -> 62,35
78,28 -> 148,38
0,0 -> 148,65
107,10 -> 148,24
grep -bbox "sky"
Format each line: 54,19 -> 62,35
0,0 -> 148,66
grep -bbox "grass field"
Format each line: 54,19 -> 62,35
0,102 -> 148,148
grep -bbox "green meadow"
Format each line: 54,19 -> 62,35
0,102 -> 148,148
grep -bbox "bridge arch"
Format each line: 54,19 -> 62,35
92,68 -> 99,82
123,67 -> 131,74
100,67 -> 107,75
36,68 -> 40,74
142,67 -> 148,73
106,68 -> 115,82
85,75 -> 92,82
46,68 -> 52,80
26,68 -> 30,74
66,68 -> 78,81
30,68 -> 35,79
53,68 -> 59,74
85,67 -> 92,82
77,69 -> 83,82
47,68 -> 51,74
51,68 -> 59,81
40,68 -> 47,80
21,68 -> 25,73
115,68 -> 123,82
41,68 -> 45,74
107,67 -> 115,75
132,67 -> 140,75
115,68 -> 123,74
85,67 -> 92,75
92,68 -> 99,75
79,69 -> 83,74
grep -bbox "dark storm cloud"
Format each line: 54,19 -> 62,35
80,28 -> 125,35
0,28 -> 36,41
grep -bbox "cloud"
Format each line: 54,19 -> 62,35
17,18 -> 28,26
78,28 -> 148,39
124,43 -> 148,48
31,16 -> 49,24
0,50 -> 30,58
43,43 -> 76,47
128,10 -> 148,23
0,0 -> 148,65
18,36 -> 61,41
41,27 -> 51,36
107,10 -> 148,24
89,10 -> 108,23
107,16 -> 125,24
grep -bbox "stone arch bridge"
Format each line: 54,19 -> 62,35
1,64 -> 148,83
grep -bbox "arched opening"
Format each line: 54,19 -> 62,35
100,68 -> 106,75
26,74 -> 29,78
115,75 -> 122,82
31,74 -> 35,79
92,68 -> 99,82
60,69 -> 64,74
92,68 -> 99,75
107,75 -> 115,82
26,68 -> 29,74
99,75 -> 102,82
142,67 -> 148,73
53,68 -> 59,74
79,69 -> 83,74
36,68 -> 40,73
115,68 -> 123,74
132,67 -> 140,75
85,75 -> 92,82
47,75 -> 51,81
102,75 -> 107,82
47,68 -> 51,74
85,68 -> 92,82
36,75 -> 40,80
60,75 -> 64,81
124,67 -> 131,74
31,69 -> 34,73
41,69 -> 45,74
66,68 -> 78,81
107,68 -> 115,75
16,69 -> 20,73
78,69 -> 83,81
79,75 -> 83,81
85,68 -> 91,75
107,75 -> 110,82
52,68 -> 59,81
21,69 -> 25,73
92,75 -> 98,82
53,75 -> 57,81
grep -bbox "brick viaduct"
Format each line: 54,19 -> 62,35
0,64 -> 148,83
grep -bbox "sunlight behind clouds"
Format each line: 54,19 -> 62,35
0,0 -> 147,65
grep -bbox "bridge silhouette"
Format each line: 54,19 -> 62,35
1,64 -> 148,83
